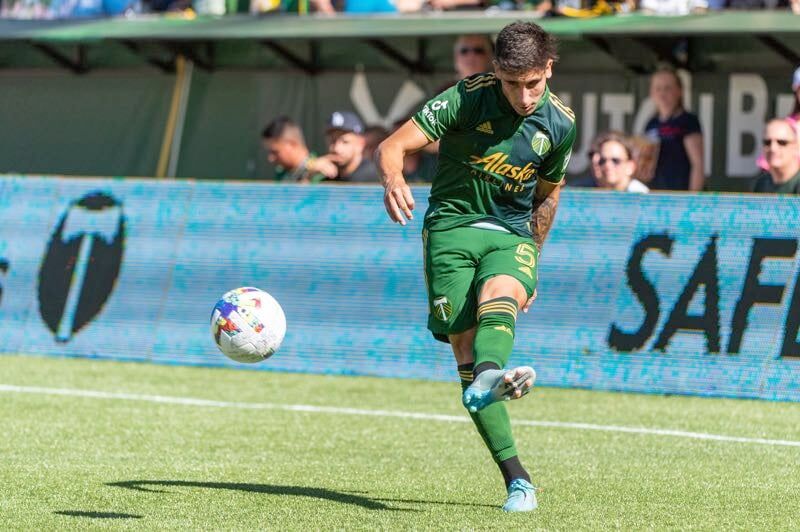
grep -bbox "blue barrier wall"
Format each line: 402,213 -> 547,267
0,175 -> 798,401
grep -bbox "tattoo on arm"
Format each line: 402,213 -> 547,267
531,184 -> 561,251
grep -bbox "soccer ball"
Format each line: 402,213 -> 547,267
210,287 -> 286,363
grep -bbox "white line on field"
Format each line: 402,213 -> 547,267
1,384 -> 798,448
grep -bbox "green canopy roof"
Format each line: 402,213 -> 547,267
0,11 -> 798,42
0,11 -> 797,72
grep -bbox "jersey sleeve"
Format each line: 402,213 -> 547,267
411,83 -> 464,142
539,123 -> 577,184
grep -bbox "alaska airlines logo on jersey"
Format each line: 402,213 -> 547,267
531,131 -> 552,157
469,152 -> 537,193
469,152 -> 537,183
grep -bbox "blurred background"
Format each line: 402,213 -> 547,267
1,7 -> 800,402
0,6 -> 798,192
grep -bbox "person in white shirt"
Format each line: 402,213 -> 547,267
591,131 -> 649,193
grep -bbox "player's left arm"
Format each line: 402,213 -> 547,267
531,123 -> 576,250
531,180 -> 561,251
523,124 -> 574,313
523,180 -> 560,313
684,132 -> 704,191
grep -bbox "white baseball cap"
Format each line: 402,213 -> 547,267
793,66 -> 800,91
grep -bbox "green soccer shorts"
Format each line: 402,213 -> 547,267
422,225 -> 539,343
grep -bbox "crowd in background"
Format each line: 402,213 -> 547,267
574,64 -> 800,194
263,35 -> 800,195
1,0 -> 798,20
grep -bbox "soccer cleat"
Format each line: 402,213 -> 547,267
461,366 -> 536,413
502,478 -> 538,512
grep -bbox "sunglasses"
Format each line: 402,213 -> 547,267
763,138 -> 794,147
597,156 -> 627,166
458,47 -> 487,56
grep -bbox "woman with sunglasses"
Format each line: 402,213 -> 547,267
753,119 -> 800,194
591,131 -> 649,193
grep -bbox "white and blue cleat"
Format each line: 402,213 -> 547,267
461,366 -> 536,413
502,478 -> 538,512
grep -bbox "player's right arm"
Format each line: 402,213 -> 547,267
376,84 -> 465,225
375,121 -> 430,226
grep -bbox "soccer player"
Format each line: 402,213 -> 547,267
375,21 -> 575,512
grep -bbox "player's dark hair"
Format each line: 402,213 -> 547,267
494,21 -> 558,73
261,116 -> 305,144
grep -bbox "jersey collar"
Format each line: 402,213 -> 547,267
535,85 -> 551,113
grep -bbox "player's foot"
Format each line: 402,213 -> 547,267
461,366 -> 536,413
502,478 -> 537,512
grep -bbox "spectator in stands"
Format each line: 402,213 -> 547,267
644,67 -> 705,191
639,0 -> 707,14
343,0 -> 423,12
592,132 -> 649,193
344,0 -> 425,14
434,34 -> 494,95
753,118 -> 800,194
556,0 -> 634,16
261,116 -> 337,182
756,65 -> 800,173
270,0 -> 335,13
566,133 -> 604,187
569,131 -> 649,192
428,0 -> 481,9
726,0 -> 798,10
453,34 -> 493,80
496,0 -> 551,10
323,111 -> 380,182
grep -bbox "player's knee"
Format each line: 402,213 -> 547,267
480,275 -> 528,308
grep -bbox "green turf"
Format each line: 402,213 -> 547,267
1,354 -> 799,530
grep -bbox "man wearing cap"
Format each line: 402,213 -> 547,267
261,116 -> 338,183
324,111 -> 380,183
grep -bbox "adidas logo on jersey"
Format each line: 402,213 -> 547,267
475,121 -> 494,135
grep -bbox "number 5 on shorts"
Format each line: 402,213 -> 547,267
514,243 -> 537,280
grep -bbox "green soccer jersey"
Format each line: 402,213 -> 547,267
411,73 -> 576,237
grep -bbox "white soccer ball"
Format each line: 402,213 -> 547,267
210,287 -> 286,363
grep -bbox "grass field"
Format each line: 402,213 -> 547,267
1,354 -> 799,530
